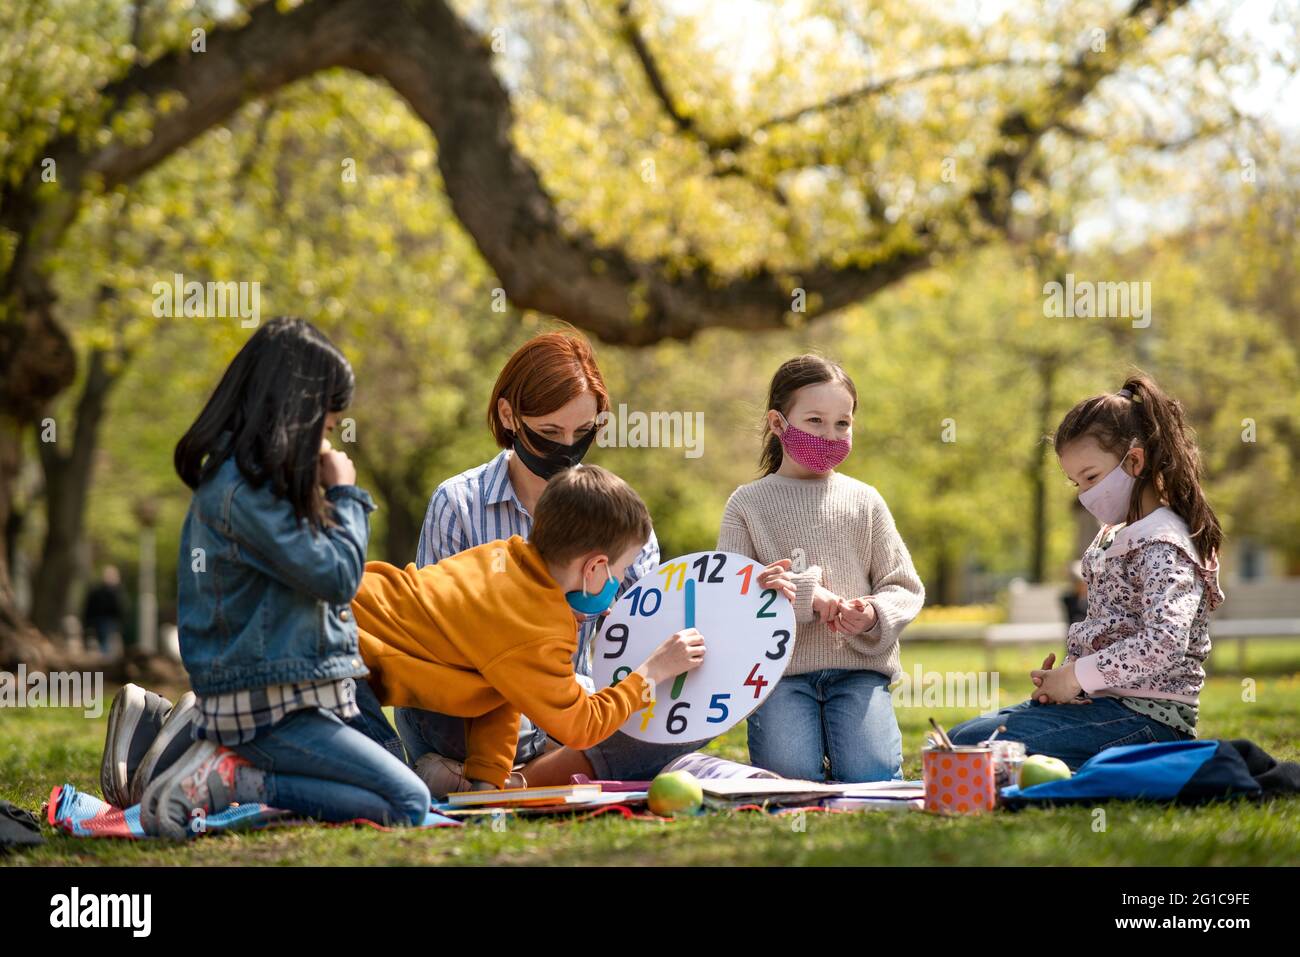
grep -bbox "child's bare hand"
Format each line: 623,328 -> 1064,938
642,628 -> 706,685
1030,660 -> 1086,704
834,597 -> 877,635
757,559 -> 796,602
812,586 -> 843,630
320,448 -> 356,488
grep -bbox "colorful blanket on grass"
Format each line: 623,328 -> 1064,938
46,784 -> 461,839
47,776 -> 919,839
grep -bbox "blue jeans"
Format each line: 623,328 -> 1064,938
395,706 -> 550,767
345,679 -> 407,762
948,696 -> 1191,771
233,691 -> 430,826
747,669 -> 903,782
583,732 -> 706,781
392,670 -> 592,767
396,706 -> 704,781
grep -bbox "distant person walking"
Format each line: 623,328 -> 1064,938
82,565 -> 127,656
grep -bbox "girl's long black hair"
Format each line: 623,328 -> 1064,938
175,317 -> 355,529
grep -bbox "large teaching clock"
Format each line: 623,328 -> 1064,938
592,550 -> 797,744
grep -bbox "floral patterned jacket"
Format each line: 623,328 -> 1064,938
1066,507 -> 1224,703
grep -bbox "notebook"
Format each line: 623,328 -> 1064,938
445,783 -> 604,807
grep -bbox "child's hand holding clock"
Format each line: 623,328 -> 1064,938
757,559 -> 797,602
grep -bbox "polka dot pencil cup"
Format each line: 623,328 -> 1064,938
922,746 -> 996,814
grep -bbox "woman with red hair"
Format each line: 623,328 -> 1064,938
400,330 -> 709,794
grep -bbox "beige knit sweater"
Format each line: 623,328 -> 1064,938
716,472 -> 925,679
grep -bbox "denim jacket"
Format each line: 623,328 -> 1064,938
177,451 -> 376,696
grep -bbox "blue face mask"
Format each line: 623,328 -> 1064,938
565,563 -> 619,616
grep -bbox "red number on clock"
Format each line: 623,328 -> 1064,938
736,563 -> 754,595
744,663 -> 769,699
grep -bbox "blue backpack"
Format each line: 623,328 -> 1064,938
1001,739 -> 1300,807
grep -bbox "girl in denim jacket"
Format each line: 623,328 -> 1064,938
117,317 -> 429,837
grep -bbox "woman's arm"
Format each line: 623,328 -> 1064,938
622,527 -> 661,591
416,486 -> 472,567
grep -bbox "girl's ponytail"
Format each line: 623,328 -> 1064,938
1120,373 -> 1222,560
759,430 -> 784,476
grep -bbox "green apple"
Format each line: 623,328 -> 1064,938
647,770 -> 703,817
1018,754 -> 1072,788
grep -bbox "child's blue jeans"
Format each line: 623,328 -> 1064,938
232,681 -> 430,826
948,696 -> 1190,771
747,669 -> 903,782
395,706 -> 704,781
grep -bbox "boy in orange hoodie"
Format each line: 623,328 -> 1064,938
351,465 -> 705,792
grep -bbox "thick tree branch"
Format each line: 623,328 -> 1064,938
2,0 -> 1196,424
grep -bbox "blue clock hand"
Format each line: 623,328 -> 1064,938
670,578 -> 695,700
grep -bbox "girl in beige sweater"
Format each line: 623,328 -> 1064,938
718,355 -> 925,782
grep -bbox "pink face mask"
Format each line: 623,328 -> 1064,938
776,412 -> 851,473
1078,454 -> 1137,526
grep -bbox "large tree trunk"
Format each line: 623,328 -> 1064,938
932,547 -> 961,606
31,348 -> 119,634
0,419 -> 65,672
356,445 -> 444,566
1027,355 -> 1058,584
380,489 -> 422,568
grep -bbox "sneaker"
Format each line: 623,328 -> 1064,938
140,740 -> 250,839
414,753 -> 469,799
100,684 -> 173,808
128,691 -> 198,806
139,739 -> 202,836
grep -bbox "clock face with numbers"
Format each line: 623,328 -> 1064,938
592,550 -> 796,744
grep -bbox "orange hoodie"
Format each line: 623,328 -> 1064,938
351,535 -> 649,786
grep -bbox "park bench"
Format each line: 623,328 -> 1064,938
985,579 -> 1300,671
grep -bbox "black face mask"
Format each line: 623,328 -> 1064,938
509,420 -> 598,479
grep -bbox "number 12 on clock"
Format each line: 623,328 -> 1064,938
594,550 -> 796,744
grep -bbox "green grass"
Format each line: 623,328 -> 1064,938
3,641 -> 1298,865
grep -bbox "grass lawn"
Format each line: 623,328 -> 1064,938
3,640 -> 1298,866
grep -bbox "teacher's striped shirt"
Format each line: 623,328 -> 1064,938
415,449 -> 660,678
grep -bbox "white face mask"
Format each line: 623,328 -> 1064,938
1078,455 -> 1137,526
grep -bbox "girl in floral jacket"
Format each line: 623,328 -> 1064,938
951,372 -> 1224,769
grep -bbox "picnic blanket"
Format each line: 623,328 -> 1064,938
42,752 -> 927,838
45,784 -> 461,839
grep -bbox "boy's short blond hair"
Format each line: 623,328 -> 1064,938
531,465 -> 652,566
